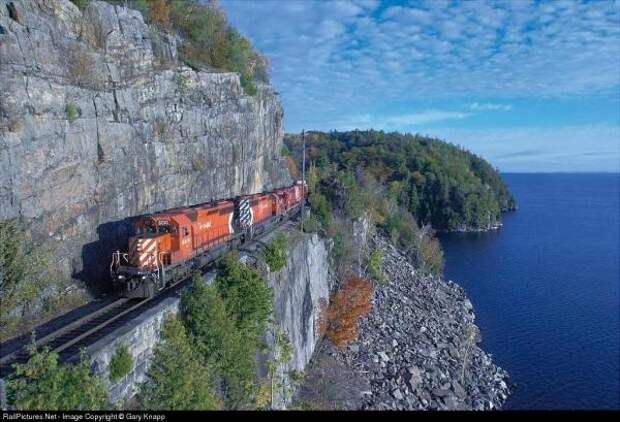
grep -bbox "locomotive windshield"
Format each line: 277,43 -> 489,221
143,219 -> 156,234
158,220 -> 172,233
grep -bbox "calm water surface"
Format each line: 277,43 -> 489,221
440,173 -> 619,410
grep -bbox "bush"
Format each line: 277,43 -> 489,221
70,0 -> 89,11
7,346 -> 108,410
367,249 -> 386,285
318,276 -> 373,349
262,233 -> 287,272
176,74 -> 190,94
65,102 -> 79,123
147,0 -> 172,31
416,225 -> 444,275
0,220 -> 79,342
138,315 -> 221,410
109,344 -> 132,383
302,213 -> 320,233
329,220 -> 355,279
67,46 -> 97,88
309,193 -> 331,229
240,72 -> 257,96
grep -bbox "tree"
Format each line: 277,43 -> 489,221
257,325 -> 294,409
367,249 -> 386,285
261,233 -> 287,272
460,323 -> 481,384
138,315 -> 221,410
147,0 -> 172,31
0,220 -> 80,341
181,274 -> 251,402
319,276 -> 373,349
307,161 -> 319,194
109,343 -> 133,383
7,345 -> 109,410
214,254 -> 272,338
181,263 -> 272,408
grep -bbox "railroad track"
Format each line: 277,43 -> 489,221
0,298 -> 148,375
0,214 -> 301,377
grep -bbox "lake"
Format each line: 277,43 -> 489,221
440,173 -> 620,410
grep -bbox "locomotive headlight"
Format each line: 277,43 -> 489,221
117,275 -> 125,279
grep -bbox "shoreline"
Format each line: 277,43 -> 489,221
296,233 -> 511,410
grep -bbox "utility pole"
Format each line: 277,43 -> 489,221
301,129 -> 306,233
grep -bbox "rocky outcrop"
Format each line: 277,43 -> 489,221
259,227 -> 332,409
0,0 -> 291,292
87,296 -> 181,405
298,233 -> 511,410
73,227 -> 330,406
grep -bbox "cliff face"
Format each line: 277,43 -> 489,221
0,0 -> 291,290
262,229 -> 332,409
82,228 -> 330,406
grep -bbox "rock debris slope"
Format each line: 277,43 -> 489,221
301,233 -> 511,410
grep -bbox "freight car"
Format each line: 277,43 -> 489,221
110,181 -> 307,298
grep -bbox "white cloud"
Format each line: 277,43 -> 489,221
429,124 -> 620,172
384,110 -> 472,126
221,0 -> 620,150
469,102 -> 513,111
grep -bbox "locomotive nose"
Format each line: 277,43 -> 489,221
128,236 -> 159,270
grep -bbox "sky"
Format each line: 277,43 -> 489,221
220,0 -> 620,172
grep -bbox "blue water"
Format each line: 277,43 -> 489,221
439,173 -> 620,410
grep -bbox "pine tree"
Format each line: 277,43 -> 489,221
138,315 -> 220,410
7,345 -> 109,410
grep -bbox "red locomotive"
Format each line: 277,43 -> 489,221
110,181 -> 307,298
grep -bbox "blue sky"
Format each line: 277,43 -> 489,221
220,0 -> 620,172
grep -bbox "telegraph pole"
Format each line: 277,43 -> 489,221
301,129 -> 306,232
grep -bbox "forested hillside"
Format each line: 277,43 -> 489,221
285,130 -> 516,232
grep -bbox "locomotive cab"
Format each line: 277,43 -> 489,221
111,216 -> 179,298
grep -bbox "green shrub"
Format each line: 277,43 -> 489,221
302,213 -> 320,233
7,345 -> 108,410
417,227 -> 444,275
109,344 -> 132,383
367,249 -> 386,285
70,0 -> 89,11
240,72 -> 257,96
262,233 -> 287,272
0,220 -> 77,342
309,193 -> 331,229
176,74 -> 190,94
138,315 -> 221,410
65,102 -> 79,123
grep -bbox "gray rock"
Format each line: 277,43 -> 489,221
294,232 -> 512,410
0,0 -> 291,294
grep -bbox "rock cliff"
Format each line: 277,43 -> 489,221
0,0 -> 291,292
82,227 -> 330,406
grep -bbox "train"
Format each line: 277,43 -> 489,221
110,181 -> 307,298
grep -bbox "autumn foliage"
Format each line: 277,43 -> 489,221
286,155 -> 300,179
318,276 -> 373,349
148,0 -> 172,31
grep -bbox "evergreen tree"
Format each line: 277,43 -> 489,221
7,346 -> 109,410
138,315 -> 221,410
